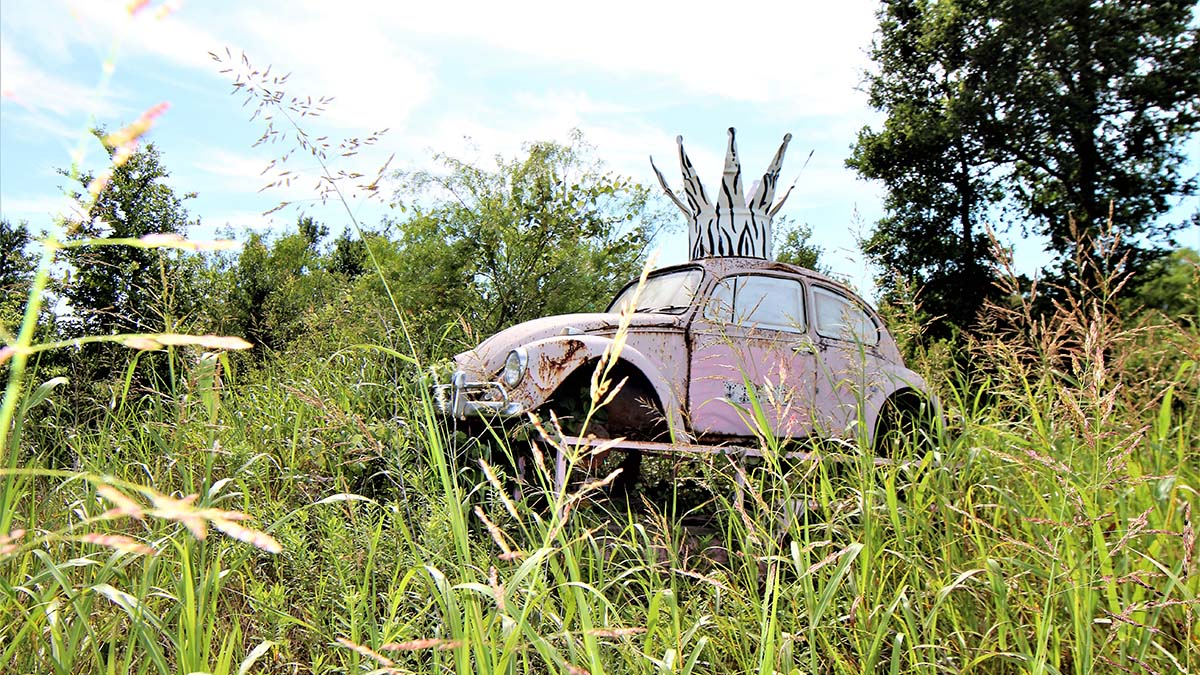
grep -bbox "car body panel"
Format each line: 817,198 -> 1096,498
688,310 -> 819,438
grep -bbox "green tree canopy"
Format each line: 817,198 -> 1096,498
59,136 -> 197,338
774,219 -> 825,274
1124,247 -> 1200,324
851,0 -> 1199,335
388,133 -> 664,347
211,217 -> 354,355
1,220 -> 37,334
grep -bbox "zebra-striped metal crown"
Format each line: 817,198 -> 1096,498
651,127 -> 793,261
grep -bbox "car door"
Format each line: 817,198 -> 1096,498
809,285 -> 883,439
687,274 -> 817,439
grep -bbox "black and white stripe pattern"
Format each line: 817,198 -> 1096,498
651,128 -> 794,261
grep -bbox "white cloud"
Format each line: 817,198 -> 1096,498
56,0 -> 224,71
0,43 -> 124,121
0,194 -> 87,228
511,90 -> 638,118
384,0 -> 878,115
184,143 -> 398,210
4,1 -> 435,133
199,210 -> 287,233
200,5 -> 436,132
2,0 -> 876,154
142,0 -> 871,131
187,148 -> 277,191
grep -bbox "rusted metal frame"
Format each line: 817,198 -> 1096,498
556,435 -> 903,467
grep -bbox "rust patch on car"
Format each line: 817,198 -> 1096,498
538,339 -> 586,379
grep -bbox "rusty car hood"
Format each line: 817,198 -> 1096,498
455,312 -> 683,376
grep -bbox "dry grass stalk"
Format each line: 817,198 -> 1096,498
75,533 -> 156,555
488,565 -> 506,613
474,505 -> 516,558
0,529 -> 27,556
124,490 -> 283,553
97,484 -> 144,519
380,638 -> 462,651
335,637 -> 394,667
478,459 -> 519,520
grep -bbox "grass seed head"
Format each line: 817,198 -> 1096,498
97,484 -> 144,519
335,638 -> 394,667
209,514 -> 282,554
77,533 -> 156,555
0,529 -> 27,557
380,638 -> 463,651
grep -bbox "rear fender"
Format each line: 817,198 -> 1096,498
863,369 -> 940,446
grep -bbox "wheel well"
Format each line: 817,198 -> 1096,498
885,387 -> 926,413
874,387 -> 935,452
550,359 -> 666,439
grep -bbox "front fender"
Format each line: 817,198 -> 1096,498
513,336 -> 687,437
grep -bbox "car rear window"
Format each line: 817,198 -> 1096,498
812,286 -> 879,344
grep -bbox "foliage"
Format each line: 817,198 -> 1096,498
6,229 -> 1197,673
328,229 -> 369,279
848,0 -> 1002,338
0,221 -> 37,336
59,135 -> 198,338
1124,247 -> 1200,324
196,215 -> 389,363
773,218 -> 825,273
7,13 -> 1197,673
389,133 -> 663,346
52,135 -> 203,402
217,219 -> 347,354
852,0 -> 1200,335
976,0 -> 1199,274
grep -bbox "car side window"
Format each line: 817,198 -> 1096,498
812,286 -> 879,344
704,275 -> 807,334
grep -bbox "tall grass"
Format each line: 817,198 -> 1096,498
5,212 -> 1196,674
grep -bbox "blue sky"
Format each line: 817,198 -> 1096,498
2,0 -> 1197,299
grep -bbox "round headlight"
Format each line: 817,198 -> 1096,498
501,348 -> 528,388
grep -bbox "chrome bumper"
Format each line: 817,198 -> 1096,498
431,370 -> 523,418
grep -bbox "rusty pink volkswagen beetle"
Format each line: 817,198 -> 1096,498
431,255 -> 935,457
433,129 -> 936,465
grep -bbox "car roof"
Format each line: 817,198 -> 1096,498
654,256 -> 874,309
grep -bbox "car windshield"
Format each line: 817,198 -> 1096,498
607,269 -> 704,315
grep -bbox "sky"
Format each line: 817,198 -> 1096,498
2,0 -> 1197,299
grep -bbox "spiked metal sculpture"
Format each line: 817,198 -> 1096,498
651,127 -> 794,261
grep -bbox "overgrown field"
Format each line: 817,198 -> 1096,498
2,237 -> 1197,675
5,1 -> 1198,671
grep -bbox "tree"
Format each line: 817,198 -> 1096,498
1124,247 -> 1199,324
220,217 -> 345,354
389,133 -> 663,346
1,220 -> 37,334
60,136 -> 197,338
774,219 -> 825,273
849,0 -> 1002,336
329,231 -> 368,279
976,0 -> 1199,277
224,232 -> 275,351
851,0 -> 1199,334
297,215 -> 329,250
